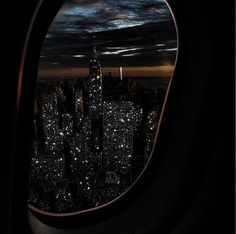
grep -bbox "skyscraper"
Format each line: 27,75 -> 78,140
41,89 -> 63,155
87,36 -> 102,118
103,101 -> 138,174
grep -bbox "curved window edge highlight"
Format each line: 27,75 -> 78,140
27,0 -> 179,216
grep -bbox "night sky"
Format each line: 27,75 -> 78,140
38,0 -> 178,78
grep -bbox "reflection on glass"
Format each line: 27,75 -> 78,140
28,0 -> 177,214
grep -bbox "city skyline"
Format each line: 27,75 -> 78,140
28,0 -> 178,214
29,44 -> 162,213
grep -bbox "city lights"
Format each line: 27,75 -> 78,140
28,44 -> 166,213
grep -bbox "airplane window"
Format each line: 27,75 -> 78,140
28,0 -> 178,215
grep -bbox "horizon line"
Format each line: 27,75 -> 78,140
38,65 -> 175,79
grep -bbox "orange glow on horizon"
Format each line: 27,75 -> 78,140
38,65 -> 174,79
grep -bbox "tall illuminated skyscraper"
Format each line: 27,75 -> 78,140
87,36 -> 102,118
103,101 -> 142,174
41,89 -> 63,154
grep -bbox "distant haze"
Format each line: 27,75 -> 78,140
38,65 -> 175,79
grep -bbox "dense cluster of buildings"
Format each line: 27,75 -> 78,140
29,42 -> 167,213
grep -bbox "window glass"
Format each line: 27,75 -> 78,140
28,0 -> 178,214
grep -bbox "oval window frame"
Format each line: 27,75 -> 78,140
18,0 -> 179,223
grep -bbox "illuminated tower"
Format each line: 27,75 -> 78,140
88,36 -> 102,118
41,89 -> 62,155
103,101 -> 135,174
119,67 -> 123,81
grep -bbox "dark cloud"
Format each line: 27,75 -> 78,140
48,0 -> 173,35
39,0 -> 177,69
69,0 -> 104,6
